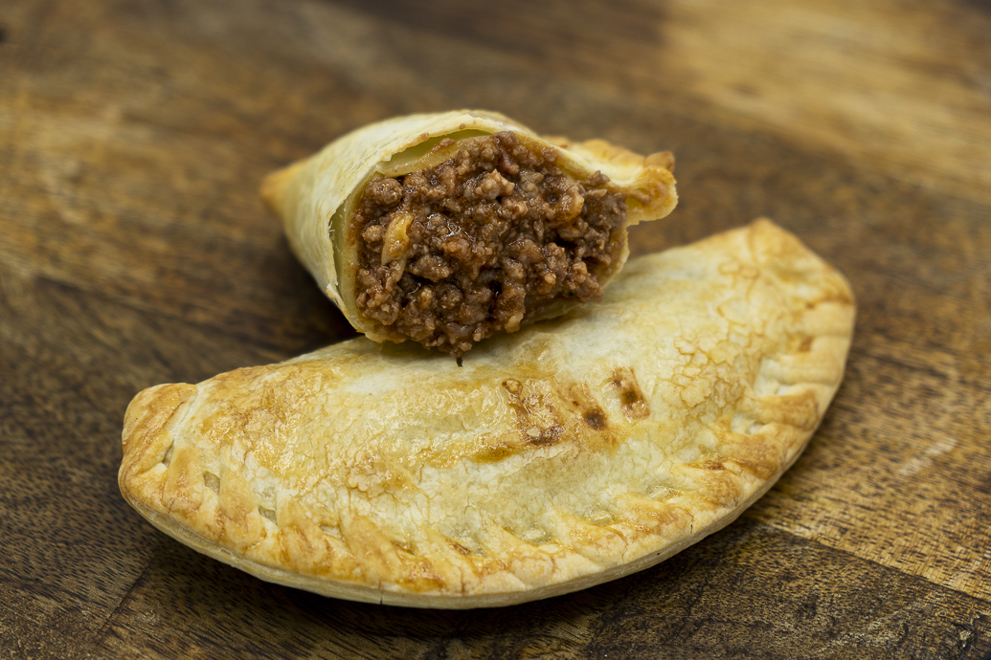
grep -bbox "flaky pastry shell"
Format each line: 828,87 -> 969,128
119,220 -> 854,608
261,110 -> 678,347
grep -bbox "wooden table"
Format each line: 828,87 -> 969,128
3,1 -> 990,657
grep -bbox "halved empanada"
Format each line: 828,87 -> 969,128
119,220 -> 854,608
262,110 -> 677,355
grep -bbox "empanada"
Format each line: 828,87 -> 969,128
261,110 -> 677,355
119,220 -> 854,608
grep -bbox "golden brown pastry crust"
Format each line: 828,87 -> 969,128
260,110 -> 678,343
119,220 -> 855,608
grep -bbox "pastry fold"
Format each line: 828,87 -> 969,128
262,110 -> 677,355
119,220 -> 854,608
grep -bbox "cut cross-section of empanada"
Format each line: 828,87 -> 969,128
119,220 -> 854,608
261,110 -> 678,355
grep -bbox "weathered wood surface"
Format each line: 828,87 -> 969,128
2,0 -> 990,657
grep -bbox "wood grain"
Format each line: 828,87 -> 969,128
2,0 -> 990,658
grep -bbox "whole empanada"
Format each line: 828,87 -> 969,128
119,220 -> 854,608
261,110 -> 678,355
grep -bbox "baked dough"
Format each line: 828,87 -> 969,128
261,110 -> 677,354
119,220 -> 854,608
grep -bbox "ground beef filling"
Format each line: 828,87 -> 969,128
351,131 -> 628,355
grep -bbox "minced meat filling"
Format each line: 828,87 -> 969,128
351,131 -> 627,356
